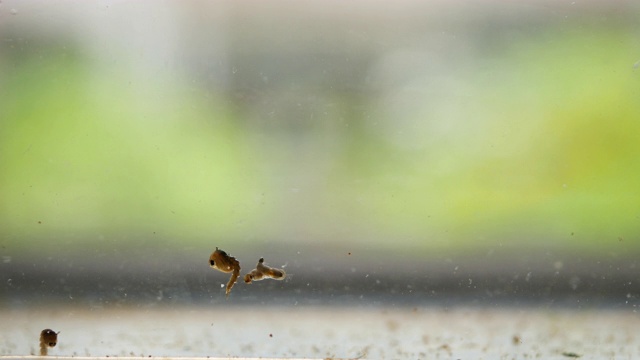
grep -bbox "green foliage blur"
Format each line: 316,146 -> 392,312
1,51 -> 262,249
1,3 -> 639,258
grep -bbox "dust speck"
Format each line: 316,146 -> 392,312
385,319 -> 399,332
562,351 -> 581,358
513,335 -> 521,345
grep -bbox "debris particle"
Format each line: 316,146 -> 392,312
562,351 -> 581,358
437,344 -> 452,355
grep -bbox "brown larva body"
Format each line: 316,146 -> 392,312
209,247 -> 241,296
244,257 -> 286,284
39,329 -> 58,356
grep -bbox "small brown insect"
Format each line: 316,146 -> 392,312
209,247 -> 241,296
244,257 -> 286,283
39,329 -> 59,356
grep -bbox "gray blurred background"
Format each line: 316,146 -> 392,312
1,0 -> 639,308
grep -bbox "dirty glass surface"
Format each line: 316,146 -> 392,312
1,1 -> 640,359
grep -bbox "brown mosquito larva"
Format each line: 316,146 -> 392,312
39,329 -> 59,356
244,257 -> 286,284
209,247 -> 241,296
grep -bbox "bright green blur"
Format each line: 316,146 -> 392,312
1,20 -> 639,256
333,26 -> 640,251
0,54 -> 264,247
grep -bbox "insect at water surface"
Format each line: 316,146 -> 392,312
39,329 -> 59,356
244,257 -> 286,283
209,247 -> 241,296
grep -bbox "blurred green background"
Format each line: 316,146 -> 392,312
1,0 -> 639,264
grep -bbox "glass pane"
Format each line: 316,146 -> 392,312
1,1 -> 639,358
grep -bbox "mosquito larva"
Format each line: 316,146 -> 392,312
209,247 -> 241,296
244,257 -> 286,283
39,329 -> 59,356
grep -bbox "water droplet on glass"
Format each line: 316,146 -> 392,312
569,276 -> 580,290
10,8 -> 17,15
